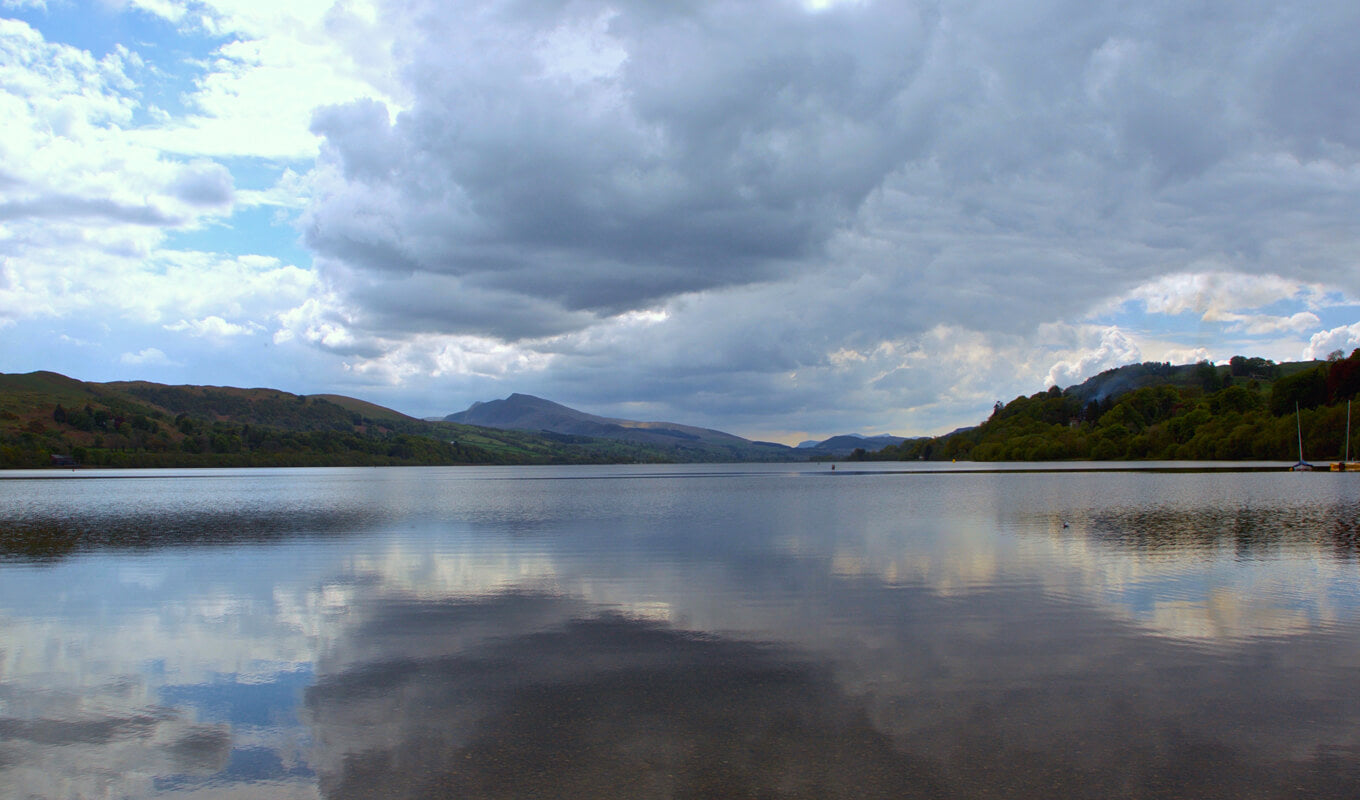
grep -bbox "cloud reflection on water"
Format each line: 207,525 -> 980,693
2,467 -> 1360,797
304,589 -> 1360,800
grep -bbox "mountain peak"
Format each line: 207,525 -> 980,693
444,394 -> 791,459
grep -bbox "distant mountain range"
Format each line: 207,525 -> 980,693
445,393 -> 791,461
447,393 -> 754,446
445,394 -> 901,458
796,434 -> 907,452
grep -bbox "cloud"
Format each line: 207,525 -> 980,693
1043,327 -> 1143,390
1304,323 -> 1360,360
9,0 -> 1360,437
1159,346 -> 1213,367
119,346 -> 174,366
163,315 -> 259,338
167,161 -> 234,207
1120,272 -> 1321,320
294,1 -> 1360,356
120,0 -> 401,161
1229,311 -> 1321,335
1,246 -> 315,328
0,195 -> 182,225
300,0 -> 944,337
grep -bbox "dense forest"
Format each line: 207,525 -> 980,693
860,351 -> 1360,463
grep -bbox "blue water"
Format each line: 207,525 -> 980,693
1,464 -> 1358,798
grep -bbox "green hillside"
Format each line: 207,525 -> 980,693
863,352 -> 1360,463
0,373 -> 728,468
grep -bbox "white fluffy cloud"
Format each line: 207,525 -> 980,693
164,315 -> 261,338
1121,273 -> 1327,321
0,7 -> 352,389
1043,327 -> 1144,392
119,346 -> 174,366
126,0 -> 398,160
1304,323 -> 1360,360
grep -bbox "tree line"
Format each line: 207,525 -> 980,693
860,350 -> 1360,463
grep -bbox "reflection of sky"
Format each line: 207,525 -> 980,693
2,466 -> 1360,797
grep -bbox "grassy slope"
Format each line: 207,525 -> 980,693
308,393 -> 418,424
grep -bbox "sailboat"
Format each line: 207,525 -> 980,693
1291,402 -> 1313,471
1331,400 -> 1356,471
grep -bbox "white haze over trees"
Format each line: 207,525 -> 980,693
1,0 -> 1358,442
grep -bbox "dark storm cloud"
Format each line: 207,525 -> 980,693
298,0 -> 1360,430
303,0 -> 943,335
336,265 -> 596,339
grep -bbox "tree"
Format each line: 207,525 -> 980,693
1229,355 -> 1277,379
1269,366 -> 1328,415
1326,351 -> 1360,402
1194,360 -> 1222,392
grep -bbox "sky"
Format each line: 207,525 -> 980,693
1,0 -> 1358,444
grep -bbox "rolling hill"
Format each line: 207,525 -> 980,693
796,434 -> 908,457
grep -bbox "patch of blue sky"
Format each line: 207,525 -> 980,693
214,155 -> 310,192
0,318 -> 124,383
167,204 -> 312,268
9,1 -> 217,59
158,666 -> 315,728
1306,300 -> 1360,330
127,53 -> 213,126
10,2 -> 229,123
1095,292 -> 1358,341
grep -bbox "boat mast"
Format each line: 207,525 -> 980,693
1297,402 -> 1305,464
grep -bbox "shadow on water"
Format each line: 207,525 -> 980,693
304,592 -> 1360,800
308,601 -> 946,800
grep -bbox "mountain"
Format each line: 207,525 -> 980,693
446,393 -> 795,461
796,434 -> 908,457
0,372 -> 793,468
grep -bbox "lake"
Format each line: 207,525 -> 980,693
1,463 -> 1358,799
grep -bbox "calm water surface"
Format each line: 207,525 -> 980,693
1,463 -> 1359,799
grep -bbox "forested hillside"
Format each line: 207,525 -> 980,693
864,351 -> 1360,462
0,373 -> 722,468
